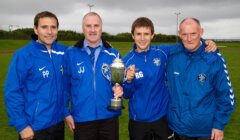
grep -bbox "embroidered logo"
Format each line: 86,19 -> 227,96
153,58 -> 161,66
42,70 -> 49,78
174,72 -> 180,75
198,73 -> 206,82
39,66 -> 46,71
135,71 -> 144,79
78,66 -> 85,74
77,61 -> 84,66
102,63 -> 111,81
76,62 -> 85,74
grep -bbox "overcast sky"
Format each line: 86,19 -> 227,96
1,0 -> 240,39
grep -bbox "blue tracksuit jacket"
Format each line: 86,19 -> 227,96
123,44 -> 179,122
166,41 -> 235,137
4,34 -> 67,132
64,39 -> 121,122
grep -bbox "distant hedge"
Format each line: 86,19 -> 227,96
0,28 -> 177,42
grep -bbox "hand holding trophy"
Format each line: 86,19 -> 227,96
108,55 -> 125,110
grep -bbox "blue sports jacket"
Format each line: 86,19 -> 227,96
123,44 -> 178,122
64,39 -> 121,122
4,34 -> 67,132
166,41 -> 235,137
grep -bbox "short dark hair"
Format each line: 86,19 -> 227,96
34,11 -> 59,28
131,17 -> 154,35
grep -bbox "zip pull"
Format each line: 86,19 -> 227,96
48,49 -> 52,58
145,55 -> 147,62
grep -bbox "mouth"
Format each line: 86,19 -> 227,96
89,33 -> 97,36
139,41 -> 146,45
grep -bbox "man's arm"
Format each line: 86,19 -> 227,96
63,49 -> 75,133
63,50 -> 72,118
205,39 -> 217,52
122,65 -> 136,99
212,53 -> 235,134
4,52 -> 30,133
156,39 -> 217,56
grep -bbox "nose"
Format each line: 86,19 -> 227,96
140,35 -> 144,40
90,26 -> 95,32
47,27 -> 52,34
187,34 -> 192,42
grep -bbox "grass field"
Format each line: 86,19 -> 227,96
0,40 -> 239,139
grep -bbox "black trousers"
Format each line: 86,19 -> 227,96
74,117 -> 119,140
174,133 -> 211,140
19,121 -> 64,140
129,116 -> 174,140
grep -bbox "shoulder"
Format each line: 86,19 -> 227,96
123,51 -> 135,65
56,43 -> 68,51
106,46 -> 118,52
13,43 -> 33,58
150,45 -> 170,58
102,47 -> 120,59
202,51 -> 223,65
66,46 -> 80,53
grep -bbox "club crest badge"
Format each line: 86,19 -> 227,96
153,58 -> 161,66
198,73 -> 206,82
102,63 -> 111,81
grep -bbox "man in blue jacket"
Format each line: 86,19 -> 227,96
167,18 -> 235,140
123,17 -> 216,140
64,12 -> 123,140
4,11 -> 67,140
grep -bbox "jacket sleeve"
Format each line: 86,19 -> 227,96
157,44 -> 183,56
63,51 -> 71,118
122,81 -> 135,99
212,52 -> 235,130
4,52 -> 29,132
122,56 -> 135,99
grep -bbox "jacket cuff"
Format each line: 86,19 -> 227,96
64,109 -> 71,118
16,122 -> 28,133
213,120 -> 225,131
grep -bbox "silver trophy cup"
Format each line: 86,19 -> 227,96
108,56 -> 125,110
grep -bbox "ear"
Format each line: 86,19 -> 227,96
178,30 -> 181,38
200,28 -> 204,37
151,34 -> 154,39
132,34 -> 135,40
33,26 -> 38,35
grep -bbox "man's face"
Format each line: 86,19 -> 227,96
179,19 -> 203,52
34,17 -> 58,49
83,15 -> 102,47
132,27 -> 154,52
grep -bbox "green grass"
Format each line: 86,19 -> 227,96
0,40 -> 239,139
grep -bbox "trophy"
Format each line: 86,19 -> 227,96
108,55 -> 125,110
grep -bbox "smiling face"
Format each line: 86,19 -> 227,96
179,18 -> 204,52
132,26 -> 154,52
82,14 -> 102,47
34,17 -> 58,50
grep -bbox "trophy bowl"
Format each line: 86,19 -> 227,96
108,57 -> 125,110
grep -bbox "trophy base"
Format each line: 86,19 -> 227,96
108,105 -> 125,110
108,98 -> 124,110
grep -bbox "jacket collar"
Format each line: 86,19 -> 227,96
74,38 -> 112,49
132,43 -> 150,56
31,34 -> 58,51
181,38 -> 206,56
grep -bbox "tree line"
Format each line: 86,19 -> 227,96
0,28 -> 177,42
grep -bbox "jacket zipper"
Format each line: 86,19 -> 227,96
92,59 -> 98,119
47,48 -> 59,123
